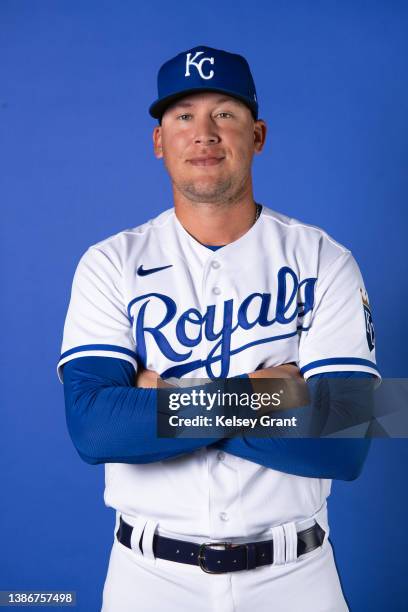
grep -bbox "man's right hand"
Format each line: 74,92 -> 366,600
135,369 -> 175,389
135,368 -> 159,388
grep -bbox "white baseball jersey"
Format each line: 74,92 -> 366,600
58,205 -> 378,540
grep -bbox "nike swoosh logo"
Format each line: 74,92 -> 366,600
137,264 -> 173,276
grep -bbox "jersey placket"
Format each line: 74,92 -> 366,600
201,252 -> 246,539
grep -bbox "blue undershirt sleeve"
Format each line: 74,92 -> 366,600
214,372 -> 375,481
63,357 -> 374,479
62,356 -> 218,465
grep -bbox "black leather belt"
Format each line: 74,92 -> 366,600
116,516 -> 325,574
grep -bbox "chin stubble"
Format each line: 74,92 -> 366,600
179,178 -> 233,203
176,172 -> 251,205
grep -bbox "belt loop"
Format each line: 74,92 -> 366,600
114,511 -> 121,537
130,516 -> 148,555
283,522 -> 298,563
271,525 -> 285,565
246,543 -> 257,570
141,519 -> 159,560
313,502 -> 329,543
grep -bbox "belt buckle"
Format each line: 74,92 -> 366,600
198,541 -> 233,574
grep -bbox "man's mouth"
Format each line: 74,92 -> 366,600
187,156 -> 225,167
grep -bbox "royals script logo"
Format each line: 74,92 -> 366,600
185,51 -> 215,80
128,266 -> 317,379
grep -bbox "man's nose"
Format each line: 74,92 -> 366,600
193,116 -> 221,145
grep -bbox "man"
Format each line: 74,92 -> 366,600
59,46 -> 379,611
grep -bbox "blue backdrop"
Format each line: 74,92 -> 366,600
1,1 -> 407,610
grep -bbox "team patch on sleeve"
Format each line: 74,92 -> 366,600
360,289 -> 375,351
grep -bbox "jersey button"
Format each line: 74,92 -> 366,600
212,286 -> 221,295
211,260 -> 221,269
219,512 -> 229,522
217,451 -> 225,461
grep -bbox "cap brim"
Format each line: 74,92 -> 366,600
149,87 -> 258,120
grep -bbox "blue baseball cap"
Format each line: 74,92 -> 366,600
149,45 -> 258,121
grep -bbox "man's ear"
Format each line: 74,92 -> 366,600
153,126 -> 163,159
253,119 -> 267,154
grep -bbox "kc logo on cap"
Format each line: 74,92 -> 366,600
185,51 -> 215,80
149,45 -> 259,121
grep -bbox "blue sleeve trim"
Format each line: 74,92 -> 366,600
309,371 -> 376,379
300,357 -> 379,375
60,344 -> 137,361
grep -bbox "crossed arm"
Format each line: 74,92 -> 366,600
62,356 -> 372,480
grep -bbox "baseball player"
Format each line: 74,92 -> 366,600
58,46 -> 379,611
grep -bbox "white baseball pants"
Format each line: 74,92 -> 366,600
101,510 -> 349,612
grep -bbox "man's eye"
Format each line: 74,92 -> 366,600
216,112 -> 233,118
177,114 -> 192,120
